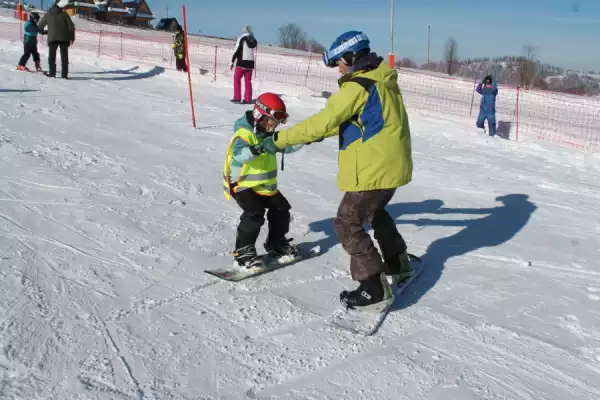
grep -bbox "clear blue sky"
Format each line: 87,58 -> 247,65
151,0 -> 598,71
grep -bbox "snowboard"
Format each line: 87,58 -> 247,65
204,243 -> 322,282
326,253 -> 424,336
16,68 -> 45,74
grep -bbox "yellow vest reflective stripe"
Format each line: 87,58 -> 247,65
223,129 -> 278,200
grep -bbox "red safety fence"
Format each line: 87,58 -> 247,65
2,17 -> 599,152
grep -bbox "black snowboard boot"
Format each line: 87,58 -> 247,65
264,237 -> 298,259
385,251 -> 414,285
340,272 -> 393,310
233,245 -> 264,269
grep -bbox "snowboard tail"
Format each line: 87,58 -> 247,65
326,253 -> 424,336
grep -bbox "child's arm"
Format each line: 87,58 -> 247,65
475,82 -> 483,94
231,137 -> 260,163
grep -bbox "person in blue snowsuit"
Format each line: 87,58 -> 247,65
17,12 -> 46,72
475,75 -> 498,136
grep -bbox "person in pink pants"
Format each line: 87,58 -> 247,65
230,24 -> 257,104
233,66 -> 253,104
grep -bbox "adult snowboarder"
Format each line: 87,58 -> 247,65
222,93 -> 304,269
229,24 -> 257,104
172,25 -> 187,72
475,75 -> 498,136
16,12 -> 46,72
259,31 -> 414,310
38,0 -> 76,79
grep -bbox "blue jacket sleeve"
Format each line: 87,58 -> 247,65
24,21 -> 39,37
231,137 -> 257,163
476,83 -> 483,94
492,81 -> 498,95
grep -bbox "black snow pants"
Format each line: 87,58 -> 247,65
233,189 -> 291,249
48,41 -> 70,78
18,41 -> 40,67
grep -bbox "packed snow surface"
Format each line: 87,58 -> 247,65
1,40 -> 600,400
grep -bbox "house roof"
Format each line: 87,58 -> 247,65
66,0 -> 155,18
122,0 -> 154,18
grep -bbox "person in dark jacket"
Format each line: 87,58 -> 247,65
17,12 -> 46,72
475,75 -> 498,136
38,0 -> 76,79
230,24 -> 257,104
172,25 -> 187,72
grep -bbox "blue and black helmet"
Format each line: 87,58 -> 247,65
322,30 -> 370,68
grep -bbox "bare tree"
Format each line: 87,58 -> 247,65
277,23 -> 308,50
396,57 -> 418,69
444,37 -> 458,75
518,42 -> 537,89
307,39 -> 326,54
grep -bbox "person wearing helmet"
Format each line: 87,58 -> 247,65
259,31 -> 414,310
222,93 -> 304,269
16,12 -> 46,72
475,75 -> 498,136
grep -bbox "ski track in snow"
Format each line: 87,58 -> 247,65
1,41 -> 600,399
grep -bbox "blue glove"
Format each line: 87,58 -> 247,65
261,136 -> 281,154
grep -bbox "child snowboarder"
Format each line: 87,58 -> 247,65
172,25 -> 187,72
17,12 -> 46,72
476,75 -> 498,136
222,92 -> 303,269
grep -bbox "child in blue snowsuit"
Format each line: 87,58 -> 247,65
17,12 -> 46,72
475,75 -> 498,136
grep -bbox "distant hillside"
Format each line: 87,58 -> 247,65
417,56 -> 599,95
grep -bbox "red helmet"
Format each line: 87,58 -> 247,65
252,93 -> 288,124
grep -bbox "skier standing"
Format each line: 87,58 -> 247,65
172,25 -> 187,72
259,31 -> 414,310
38,0 -> 76,79
16,12 -> 46,72
475,75 -> 498,136
222,93 -> 303,269
229,24 -> 257,104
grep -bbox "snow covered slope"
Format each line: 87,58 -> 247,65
1,40 -> 600,400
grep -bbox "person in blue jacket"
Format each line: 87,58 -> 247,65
17,12 -> 46,72
475,75 -> 498,137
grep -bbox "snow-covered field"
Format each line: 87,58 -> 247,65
2,36 -> 600,400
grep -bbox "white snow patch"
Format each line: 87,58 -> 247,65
0,39 -> 600,400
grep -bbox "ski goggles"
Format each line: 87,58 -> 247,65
254,104 -> 288,124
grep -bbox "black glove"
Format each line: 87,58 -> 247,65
249,144 -> 264,156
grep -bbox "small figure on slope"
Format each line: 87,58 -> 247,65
476,75 -> 498,137
172,25 -> 187,72
222,93 -> 303,269
229,24 -> 257,104
16,12 -> 46,72
258,31 -> 415,310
